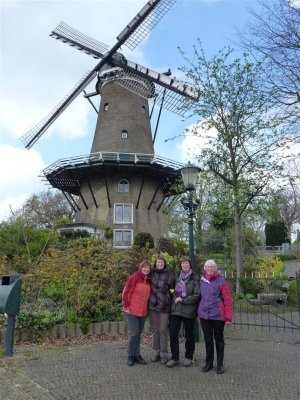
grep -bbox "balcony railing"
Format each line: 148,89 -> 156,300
43,151 -> 184,175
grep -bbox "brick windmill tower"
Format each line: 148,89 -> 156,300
20,0 -> 198,247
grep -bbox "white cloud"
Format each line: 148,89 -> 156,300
0,144 -> 46,221
176,122 -> 217,163
290,0 -> 300,9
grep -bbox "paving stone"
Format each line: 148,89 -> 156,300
0,327 -> 299,399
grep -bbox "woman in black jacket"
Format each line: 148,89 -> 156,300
149,256 -> 175,364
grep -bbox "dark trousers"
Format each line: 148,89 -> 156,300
169,315 -> 195,361
200,318 -> 225,367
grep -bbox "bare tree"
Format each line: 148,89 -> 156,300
239,0 -> 300,119
10,190 -> 74,228
274,160 -> 300,240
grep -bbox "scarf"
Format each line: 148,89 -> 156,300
175,269 -> 192,298
204,271 -> 219,281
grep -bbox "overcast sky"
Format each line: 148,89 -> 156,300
0,0 -> 270,221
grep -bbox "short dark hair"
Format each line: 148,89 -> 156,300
138,260 -> 151,270
154,255 -> 167,268
180,256 -> 192,268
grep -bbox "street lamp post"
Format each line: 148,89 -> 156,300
180,163 -> 201,268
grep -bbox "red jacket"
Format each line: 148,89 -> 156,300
122,271 -> 150,317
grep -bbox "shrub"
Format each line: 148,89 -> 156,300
16,311 -> 64,340
133,232 -> 154,248
277,254 -> 297,261
239,277 -> 262,297
256,255 -> 285,277
207,253 -> 225,260
287,280 -> 298,306
265,221 -> 289,246
157,237 -> 188,257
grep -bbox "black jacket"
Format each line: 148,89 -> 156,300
148,268 -> 175,313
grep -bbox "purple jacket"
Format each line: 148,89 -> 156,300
197,273 -> 233,322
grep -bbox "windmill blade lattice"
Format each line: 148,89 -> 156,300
151,85 -> 194,117
20,0 -> 181,148
117,0 -> 176,50
50,22 -> 109,59
20,70 -> 97,149
121,60 -> 199,100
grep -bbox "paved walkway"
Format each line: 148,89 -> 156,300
1,327 -> 299,400
282,260 -> 300,278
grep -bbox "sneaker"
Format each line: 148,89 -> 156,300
134,355 -> 147,365
151,354 -> 160,362
166,359 -> 179,368
183,358 -> 192,367
160,356 -> 168,364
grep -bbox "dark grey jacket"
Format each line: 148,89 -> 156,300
148,268 -> 175,313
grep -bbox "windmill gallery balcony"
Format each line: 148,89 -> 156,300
42,151 -> 184,245
43,151 -> 184,196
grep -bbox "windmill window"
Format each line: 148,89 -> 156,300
142,106 -> 146,114
118,179 -> 129,193
114,203 -> 133,223
121,130 -> 128,139
104,103 -> 109,111
114,229 -> 133,248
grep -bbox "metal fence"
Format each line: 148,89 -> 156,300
256,244 -> 300,256
226,273 -> 300,334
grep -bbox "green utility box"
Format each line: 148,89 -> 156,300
0,275 -> 22,316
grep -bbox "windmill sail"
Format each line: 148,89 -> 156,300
119,60 -> 199,101
50,22 -> 109,59
20,0 -> 180,148
117,0 -> 176,50
20,71 -> 97,149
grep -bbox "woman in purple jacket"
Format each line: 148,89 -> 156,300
198,259 -> 233,374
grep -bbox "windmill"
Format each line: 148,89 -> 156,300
20,0 -> 199,247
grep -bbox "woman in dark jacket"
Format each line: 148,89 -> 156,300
166,256 -> 200,368
198,259 -> 233,374
149,256 -> 175,364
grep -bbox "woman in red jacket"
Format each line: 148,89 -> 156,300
122,260 -> 151,366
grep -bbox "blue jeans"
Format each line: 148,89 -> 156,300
125,314 -> 146,357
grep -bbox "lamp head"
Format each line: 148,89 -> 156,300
180,162 -> 200,191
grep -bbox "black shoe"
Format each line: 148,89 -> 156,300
202,364 -> 213,372
127,356 -> 134,366
217,365 -> 224,374
134,355 -> 147,365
